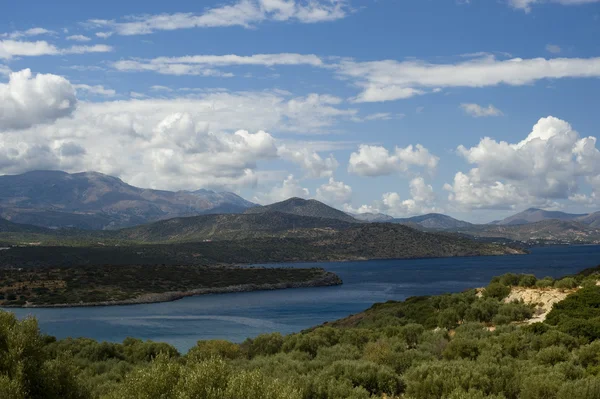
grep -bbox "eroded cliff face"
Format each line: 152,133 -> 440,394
504,287 -> 574,323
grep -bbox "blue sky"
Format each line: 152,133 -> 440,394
1,0 -> 600,223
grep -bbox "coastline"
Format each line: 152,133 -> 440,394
1,271 -> 343,309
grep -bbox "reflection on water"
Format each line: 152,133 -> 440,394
6,245 -> 600,352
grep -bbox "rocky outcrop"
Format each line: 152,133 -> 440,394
504,287 -> 574,323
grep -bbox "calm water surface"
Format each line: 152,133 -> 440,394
6,245 -> 600,352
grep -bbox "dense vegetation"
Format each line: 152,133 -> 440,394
0,265 -> 340,306
3,267 -> 600,398
0,224 -> 522,269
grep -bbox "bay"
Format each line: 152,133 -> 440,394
6,245 -> 600,353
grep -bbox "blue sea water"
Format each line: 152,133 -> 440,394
6,245 -> 600,353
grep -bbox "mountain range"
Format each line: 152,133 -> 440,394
0,170 -> 598,245
0,170 -> 256,230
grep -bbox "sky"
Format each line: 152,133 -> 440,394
1,0 -> 600,223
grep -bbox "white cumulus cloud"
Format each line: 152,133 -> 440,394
345,177 -> 439,217
348,144 -> 439,177
316,177 -> 352,205
278,146 -> 339,178
0,69 -> 77,131
253,174 -> 310,204
444,116 -> 600,209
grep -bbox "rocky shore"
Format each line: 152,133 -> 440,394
6,271 -> 343,308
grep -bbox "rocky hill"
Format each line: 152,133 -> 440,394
490,207 -> 588,225
457,219 -> 600,244
0,170 -> 256,230
245,198 -> 358,223
116,212 -> 354,242
391,213 -> 473,230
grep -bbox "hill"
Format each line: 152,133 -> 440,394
458,219 -> 600,244
116,212 -> 354,242
491,207 -> 587,225
391,213 -> 473,230
577,211 -> 600,228
244,197 -> 358,223
0,170 -> 256,230
350,212 -> 394,222
2,268 -> 598,398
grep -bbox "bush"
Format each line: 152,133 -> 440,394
245,333 -> 284,358
536,277 -> 555,288
535,346 -> 570,366
443,338 -> 480,360
554,278 -> 578,290
519,274 -> 538,287
438,308 -> 461,330
483,283 -> 511,300
322,360 -> 405,396
187,340 -> 242,362
557,378 -> 600,399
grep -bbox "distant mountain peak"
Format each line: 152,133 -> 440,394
245,197 -> 358,223
0,170 -> 256,230
391,213 -> 472,230
492,208 -> 589,226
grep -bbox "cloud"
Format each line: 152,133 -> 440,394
315,177 -> 352,206
546,44 -> 562,54
460,103 -> 503,117
113,53 -> 324,76
0,69 -> 357,190
509,0 -> 600,12
1,28 -> 55,40
444,116 -> 600,209
278,146 -> 339,178
0,69 -> 77,131
66,35 -> 92,42
336,55 -> 600,102
73,84 -> 116,97
253,174 -> 309,204
345,177 -> 439,217
348,144 -> 439,177
87,0 -> 350,36
355,112 -> 405,122
0,40 -> 113,59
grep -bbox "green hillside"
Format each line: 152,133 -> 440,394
245,197 -> 359,223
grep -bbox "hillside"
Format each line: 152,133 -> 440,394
245,197 -> 358,223
116,211 -> 354,242
0,170 -> 256,230
577,211 -> 600,228
457,219 -> 600,244
350,212 -> 394,222
391,213 -> 473,230
491,207 -> 588,225
3,268 -> 599,398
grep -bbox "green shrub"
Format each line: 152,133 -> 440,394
519,274 -> 538,287
554,278 -> 578,290
535,346 -> 570,366
483,283 -> 511,300
536,277 -> 555,288
187,340 -> 242,362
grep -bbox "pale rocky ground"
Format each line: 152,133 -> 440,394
504,287 -> 574,323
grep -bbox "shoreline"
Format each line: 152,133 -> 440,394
1,271 -> 343,309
